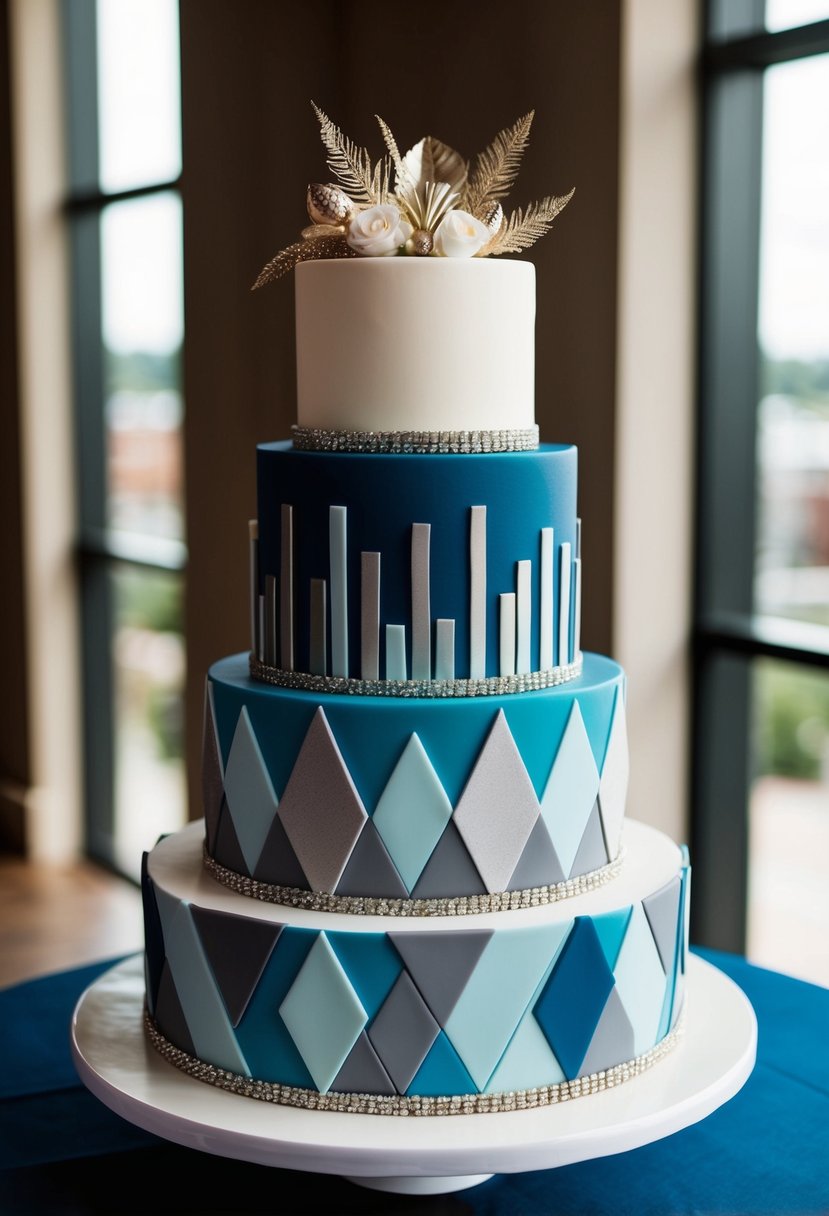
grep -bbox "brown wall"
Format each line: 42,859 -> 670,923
180,0 -> 621,816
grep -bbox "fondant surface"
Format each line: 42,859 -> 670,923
206,652 -> 628,896
144,821 -> 689,1100
295,258 -> 536,433
256,443 -> 578,680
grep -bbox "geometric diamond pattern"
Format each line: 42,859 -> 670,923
539,702 -> 601,878
367,971 -> 440,1095
372,734 -> 453,892
612,903 -> 667,1057
276,709 -> 367,893
201,680 -> 224,857
223,706 -> 279,876
598,687 -> 629,863
453,710 -> 540,893
533,917 -> 615,1080
279,932 -> 367,1093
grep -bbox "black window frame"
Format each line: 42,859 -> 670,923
692,2 -> 829,951
62,0 -> 186,873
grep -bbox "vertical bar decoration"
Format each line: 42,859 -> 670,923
573,556 -> 582,661
258,595 -> 265,663
361,552 -> 381,680
516,559 -> 532,675
248,520 -> 259,656
499,593 -> 516,677
576,517 -> 582,559
265,574 -> 277,667
411,523 -> 431,680
329,505 -> 348,677
435,619 -> 455,681
280,504 -> 294,671
469,506 -> 487,679
558,542 -> 572,667
540,527 -> 554,670
309,578 -> 327,675
386,624 -> 407,681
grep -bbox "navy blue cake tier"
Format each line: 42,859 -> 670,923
254,442 -> 580,684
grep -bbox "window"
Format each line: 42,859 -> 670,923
694,2 -> 829,985
63,0 -> 185,880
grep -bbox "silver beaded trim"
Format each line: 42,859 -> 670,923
145,1008 -> 684,1116
291,424 -> 540,454
249,653 -> 583,697
202,845 -> 624,916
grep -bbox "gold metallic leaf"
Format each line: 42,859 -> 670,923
251,236 -> 357,291
463,111 -> 535,219
400,136 -> 468,196
311,101 -> 390,205
489,189 -> 575,255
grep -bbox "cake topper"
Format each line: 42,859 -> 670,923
252,105 -> 574,289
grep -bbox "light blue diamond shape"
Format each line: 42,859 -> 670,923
279,932 -> 367,1093
223,706 -> 279,874
539,702 -> 600,876
372,734 -> 453,891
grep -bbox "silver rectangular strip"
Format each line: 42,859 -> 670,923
516,559 -> 532,675
540,527 -> 554,670
257,594 -> 265,663
265,574 -> 277,667
469,506 -> 487,679
411,523 -> 431,681
499,592 -> 516,677
280,504 -> 294,670
573,556 -> 582,660
558,542 -> 572,667
386,624 -> 407,681
309,578 -> 327,675
435,619 -> 455,681
329,505 -> 348,677
249,520 -> 259,655
361,552 -> 381,680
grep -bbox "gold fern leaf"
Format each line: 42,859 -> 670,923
489,189 -> 575,255
463,111 -> 535,218
251,235 -> 356,291
375,114 -> 409,188
311,102 -> 390,205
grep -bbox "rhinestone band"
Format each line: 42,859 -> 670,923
146,1008 -> 684,1116
291,424 -> 540,454
249,653 -> 583,697
202,845 -> 624,916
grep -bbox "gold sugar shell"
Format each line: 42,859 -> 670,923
307,182 -> 354,226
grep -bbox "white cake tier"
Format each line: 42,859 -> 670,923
295,259 -> 536,434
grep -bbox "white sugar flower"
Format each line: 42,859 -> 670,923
346,204 -> 413,257
433,209 -> 491,258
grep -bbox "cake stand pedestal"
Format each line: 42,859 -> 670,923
70,953 -> 756,1197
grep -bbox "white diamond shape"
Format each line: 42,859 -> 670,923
372,734 -> 453,891
279,933 -> 367,1093
223,706 -> 279,874
539,702 -> 600,877
598,687 -> 629,861
453,711 -> 540,893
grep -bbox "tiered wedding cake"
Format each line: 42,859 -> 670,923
141,109 -> 689,1115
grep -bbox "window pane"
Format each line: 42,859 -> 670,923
748,659 -> 829,985
756,55 -> 829,629
112,565 -> 186,879
96,0 -> 181,192
101,192 -> 184,540
765,0 -> 829,32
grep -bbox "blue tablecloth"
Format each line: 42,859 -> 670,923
0,948 -> 826,1214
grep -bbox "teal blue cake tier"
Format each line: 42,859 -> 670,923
203,651 -> 629,901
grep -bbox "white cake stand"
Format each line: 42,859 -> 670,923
70,953 -> 756,1198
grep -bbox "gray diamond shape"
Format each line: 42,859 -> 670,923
277,708 -> 367,892
368,971 -> 440,1095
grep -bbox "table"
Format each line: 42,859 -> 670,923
1,949 -> 826,1214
